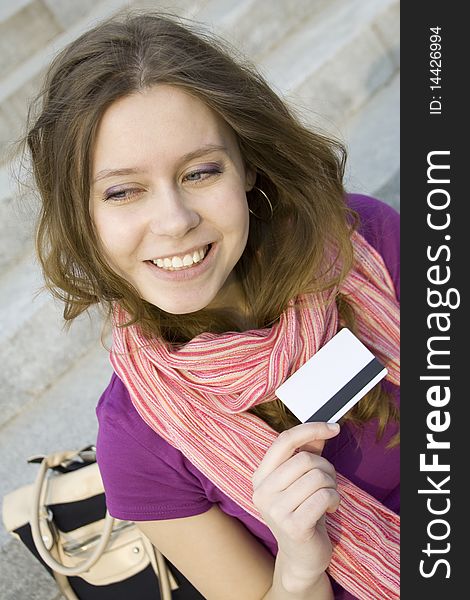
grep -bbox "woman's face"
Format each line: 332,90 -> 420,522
90,85 -> 255,314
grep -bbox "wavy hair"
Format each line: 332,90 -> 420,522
25,11 -> 398,442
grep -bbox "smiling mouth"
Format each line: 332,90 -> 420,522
147,243 -> 213,271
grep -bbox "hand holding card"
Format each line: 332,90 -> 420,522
275,328 -> 388,423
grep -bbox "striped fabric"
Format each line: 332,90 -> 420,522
110,230 -> 400,599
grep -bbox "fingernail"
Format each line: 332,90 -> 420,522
327,422 -> 340,431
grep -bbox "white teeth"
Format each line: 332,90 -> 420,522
152,245 -> 209,271
171,256 -> 183,268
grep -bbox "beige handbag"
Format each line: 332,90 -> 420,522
2,446 -> 186,600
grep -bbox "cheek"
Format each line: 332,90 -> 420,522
216,191 -> 249,236
92,210 -> 136,266
235,201 -> 250,244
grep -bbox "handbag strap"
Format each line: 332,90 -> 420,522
30,450 -> 115,576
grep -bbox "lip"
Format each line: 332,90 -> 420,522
149,242 -> 214,262
144,242 -> 218,282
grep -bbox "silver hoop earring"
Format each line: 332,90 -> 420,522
248,187 -> 273,221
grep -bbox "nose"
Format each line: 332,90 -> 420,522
147,186 -> 200,238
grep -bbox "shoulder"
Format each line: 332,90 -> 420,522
95,373 -> 212,520
346,193 -> 400,300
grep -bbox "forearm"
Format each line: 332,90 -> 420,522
262,550 -> 333,600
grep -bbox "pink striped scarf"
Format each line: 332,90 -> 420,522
110,230 -> 400,599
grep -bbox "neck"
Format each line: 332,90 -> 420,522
205,271 -> 254,328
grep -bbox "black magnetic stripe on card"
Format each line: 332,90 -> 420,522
306,358 -> 385,423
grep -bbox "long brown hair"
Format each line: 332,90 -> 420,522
25,10 -> 398,441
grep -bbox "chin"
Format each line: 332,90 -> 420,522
165,305 -> 207,315
148,296 -> 215,316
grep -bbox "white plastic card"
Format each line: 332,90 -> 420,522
275,328 -> 388,423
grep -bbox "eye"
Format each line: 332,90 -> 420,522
103,187 -> 142,203
183,165 -> 222,184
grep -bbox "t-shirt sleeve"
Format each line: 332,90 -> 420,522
96,374 -> 213,521
347,193 -> 400,302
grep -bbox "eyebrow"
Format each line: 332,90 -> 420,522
92,144 -> 228,184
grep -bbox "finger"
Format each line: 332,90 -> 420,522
261,452 -> 337,495
278,469 -> 337,515
297,423 -> 341,456
290,488 -> 341,529
253,422 -> 340,488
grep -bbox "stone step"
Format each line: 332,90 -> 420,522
0,342 -> 112,600
0,342 -> 112,547
0,0 -> 200,110
373,169 -> 400,213
216,0 -> 334,61
0,252 -> 104,428
0,0 -> 146,164
0,0 -> 32,22
0,0 -> 397,165
342,72 -> 400,210
0,538 -> 63,600
0,166 -> 37,275
258,0 -> 398,128
0,1 -> 62,82
0,0 -> 105,168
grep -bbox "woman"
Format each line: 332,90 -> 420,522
27,11 -> 400,600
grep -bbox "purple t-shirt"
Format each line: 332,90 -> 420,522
96,194 -> 400,600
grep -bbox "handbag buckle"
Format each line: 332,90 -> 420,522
38,506 -> 56,551
62,521 -> 134,556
